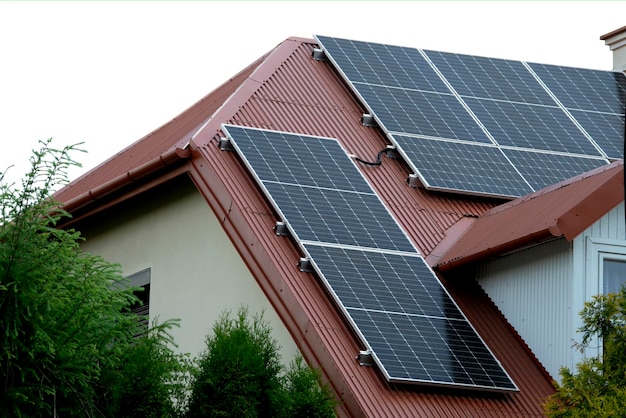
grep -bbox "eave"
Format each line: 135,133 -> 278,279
437,160 -> 624,271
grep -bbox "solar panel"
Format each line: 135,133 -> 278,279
315,35 -> 621,199
263,182 -> 415,252
528,63 -> 626,114
223,124 -> 517,391
463,97 -> 602,154
315,35 -> 449,93
356,83 -> 492,143
392,135 -> 533,198
304,244 -> 463,320
222,125 -> 373,193
347,308 -> 517,389
502,149 -> 607,190
424,50 -> 555,105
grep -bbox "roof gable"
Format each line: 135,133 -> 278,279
437,160 -> 624,270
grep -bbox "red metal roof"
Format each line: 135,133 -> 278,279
56,37 -> 555,417
437,160 -> 624,271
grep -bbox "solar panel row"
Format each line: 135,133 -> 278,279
315,35 -> 626,198
223,124 -> 517,391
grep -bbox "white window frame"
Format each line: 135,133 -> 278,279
585,237 -> 626,296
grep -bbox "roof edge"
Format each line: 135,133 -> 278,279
437,161 -> 624,271
437,229 -> 559,272
59,146 -> 191,214
190,37 -> 311,148
600,25 -> 626,40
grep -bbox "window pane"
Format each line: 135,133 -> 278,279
603,259 -> 626,294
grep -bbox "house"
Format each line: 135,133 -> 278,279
54,27 -> 626,417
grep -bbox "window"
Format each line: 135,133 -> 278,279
127,268 -> 151,329
603,258 -> 626,294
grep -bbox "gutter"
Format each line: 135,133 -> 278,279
61,146 -> 191,214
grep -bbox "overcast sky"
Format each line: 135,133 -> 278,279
1,1 -> 624,186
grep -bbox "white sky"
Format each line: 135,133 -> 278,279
1,1 -> 625,186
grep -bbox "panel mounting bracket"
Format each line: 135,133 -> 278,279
361,113 -> 378,128
407,174 -> 424,188
298,258 -> 313,273
218,137 -> 234,151
312,48 -> 328,62
274,221 -> 289,237
356,350 -> 375,367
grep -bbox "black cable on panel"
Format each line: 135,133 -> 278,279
355,147 -> 392,166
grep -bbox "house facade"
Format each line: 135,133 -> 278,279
55,28 -> 626,417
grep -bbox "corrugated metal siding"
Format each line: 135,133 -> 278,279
476,238 -> 573,381
583,202 -> 626,240
569,202 -> 626,364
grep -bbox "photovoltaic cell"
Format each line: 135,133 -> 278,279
392,135 -> 533,198
528,63 -> 626,114
224,125 -> 517,391
568,110 -> 625,159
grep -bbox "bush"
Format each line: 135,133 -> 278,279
186,307 -> 336,418
544,287 -> 626,416
0,140 -> 188,417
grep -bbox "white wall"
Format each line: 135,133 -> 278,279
476,238 -> 573,381
79,176 -> 300,363
477,202 -> 626,382
572,201 -> 626,360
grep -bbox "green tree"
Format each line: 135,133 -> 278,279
186,307 -> 336,418
0,139 -> 188,417
545,287 -> 626,417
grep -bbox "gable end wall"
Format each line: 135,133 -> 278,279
476,238 -> 573,382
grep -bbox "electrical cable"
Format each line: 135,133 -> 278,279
355,148 -> 392,166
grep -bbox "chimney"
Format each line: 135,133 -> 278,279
601,26 -> 626,73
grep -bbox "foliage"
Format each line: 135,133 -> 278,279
96,321 -> 193,418
544,287 -> 626,417
279,356 -> 337,418
0,139 -> 187,417
186,307 -> 336,418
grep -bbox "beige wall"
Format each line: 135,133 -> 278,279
78,176 -> 299,363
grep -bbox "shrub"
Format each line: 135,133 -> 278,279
186,307 -> 336,418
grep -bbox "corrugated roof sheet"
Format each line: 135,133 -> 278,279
437,160 -> 624,271
56,37 -> 556,417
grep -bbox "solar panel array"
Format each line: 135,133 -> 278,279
315,35 -> 626,198
223,124 -> 517,391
